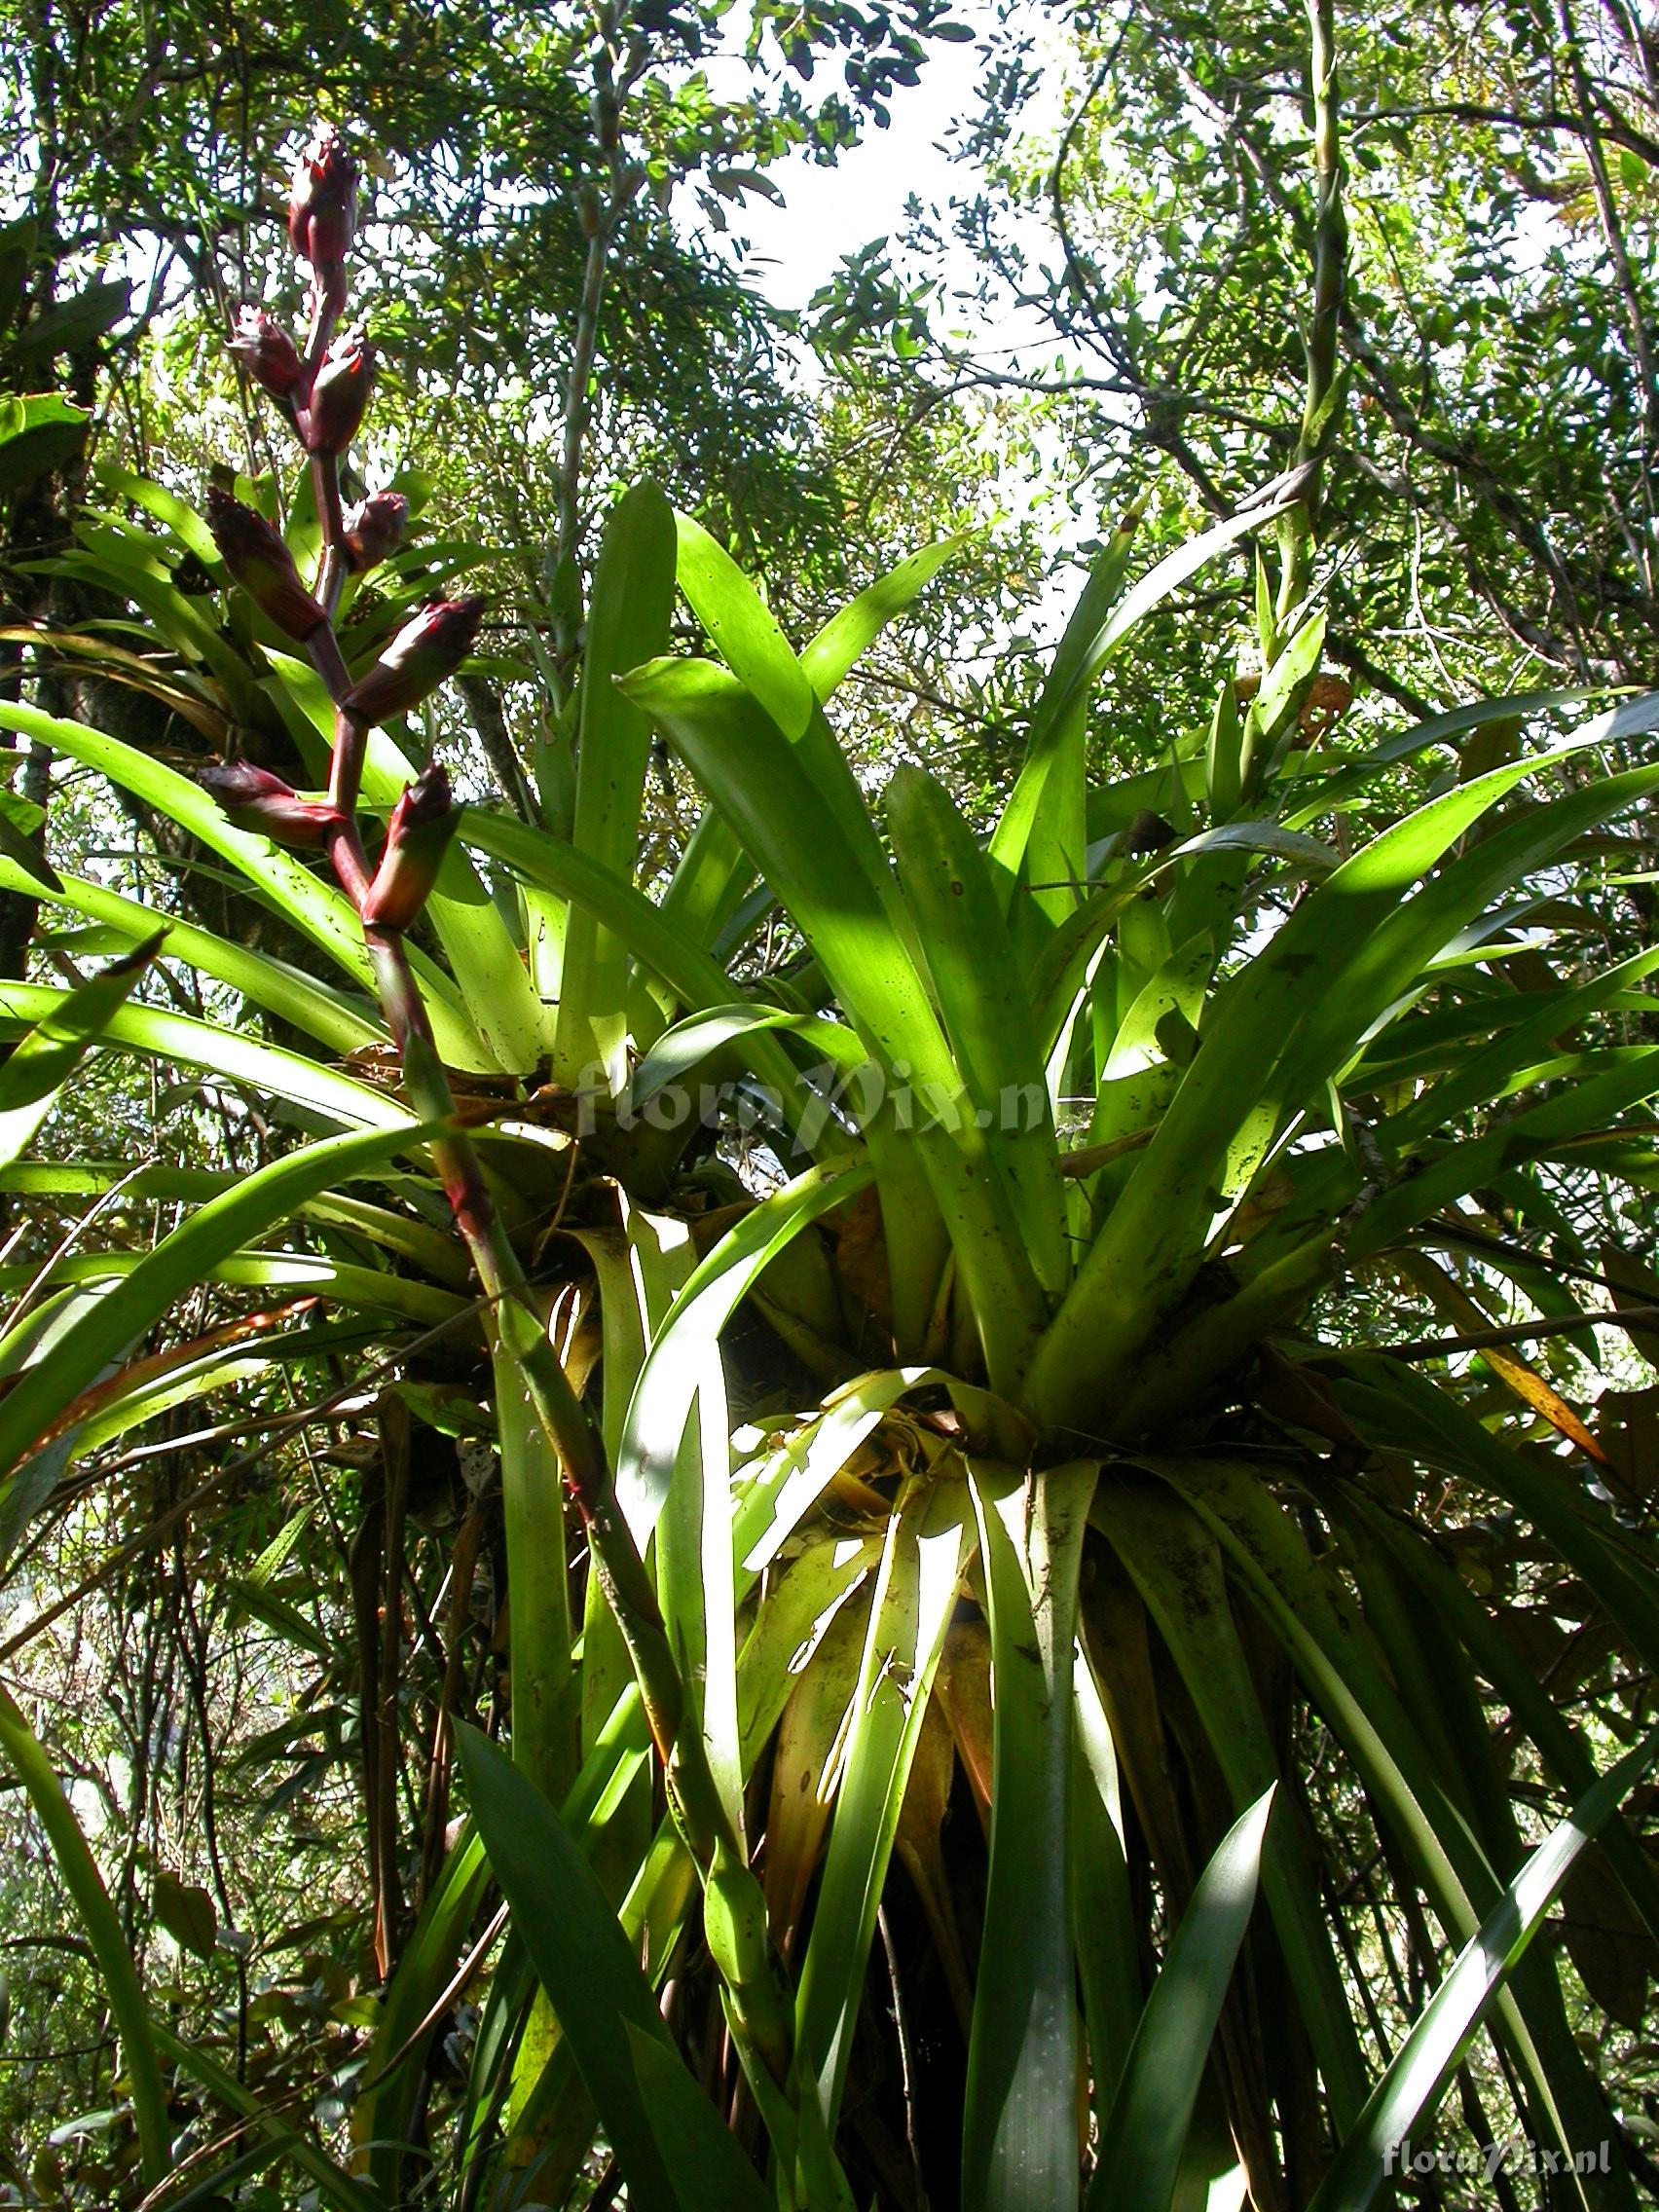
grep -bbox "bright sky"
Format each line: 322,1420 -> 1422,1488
698,18 -> 1126,671
691,4 -> 1102,581
726,31 -> 995,314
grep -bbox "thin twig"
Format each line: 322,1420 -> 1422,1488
357,1900 -> 508,2094
1369,1303 -> 1659,1360
0,1300 -> 498,1667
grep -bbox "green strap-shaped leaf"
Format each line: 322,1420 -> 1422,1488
672,516 -> 919,945
627,2026 -> 774,2212
0,855 -> 384,1054
799,535 -> 963,701
553,481 -> 678,1088
495,1341 -> 578,1804
887,767 -> 1070,1299
656,1324 -> 744,1833
730,1360 -> 1022,1584
793,1474 -> 970,2129
624,1001 -> 865,1134
737,1530 -> 882,1772
0,796 -> 58,892
658,805 -> 755,949
615,1159 -> 872,1545
618,657 -> 1049,1387
1349,967 -> 1659,1095
0,983 -> 411,1134
1280,752 -> 1659,1123
0,935 -> 160,1168
988,511 -> 1141,916
1027,812 -> 1334,1093
676,510 -> 817,739
0,1687 -> 169,2184
95,464 -> 222,569
461,1688 -> 660,2186
1330,1482 -> 1659,1955
1335,1359 -> 1659,1672
0,698 -> 489,1068
0,1122 -> 443,1493
1307,1736 -> 1659,2212
1282,687 -> 1602,827
457,821 -> 645,972
51,539 -> 262,723
456,1724 -> 709,2212
1085,1788 -> 1275,2212
626,1001 -> 943,1351
0,1162 -> 462,1278
0,701 -> 356,976
990,499 -> 1294,910
963,1461 -> 1097,2212
1351,1044 -> 1659,1259
420,844 -> 545,1074
1102,1481 -> 1372,2130
1139,1456 -> 1631,2194
459,807 -> 830,1149
1028,737 -> 1659,1438
55,1317 -> 391,1468
1070,1649 -> 1144,2126
571,1198 -> 697,1759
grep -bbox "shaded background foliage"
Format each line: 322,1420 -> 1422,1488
842,0 -> 1659,718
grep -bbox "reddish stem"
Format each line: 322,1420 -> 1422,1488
258,261 -> 795,2086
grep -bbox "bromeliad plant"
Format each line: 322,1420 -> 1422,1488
3,81 -> 1659,2212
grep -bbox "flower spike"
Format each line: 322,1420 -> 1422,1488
304,331 -> 376,456
227,307 -> 305,403
200,760 -> 343,848
360,763 -> 459,929
287,124 -> 358,270
342,596 -> 486,725
204,488 -> 327,642
343,490 -> 409,572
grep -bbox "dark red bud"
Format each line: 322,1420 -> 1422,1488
287,125 -> 358,268
303,332 -> 375,456
361,764 -> 459,929
204,488 -> 327,641
342,596 -> 486,725
343,490 -> 408,572
200,760 -> 343,849
227,306 -> 304,401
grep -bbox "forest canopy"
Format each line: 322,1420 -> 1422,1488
1,1 -> 1658,2208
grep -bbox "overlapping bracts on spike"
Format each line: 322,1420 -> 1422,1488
305,332 -> 376,456
287,125 -> 358,269
203,489 -> 327,642
343,599 -> 487,726
343,491 -> 409,572
199,760 -> 343,848
361,764 -> 460,929
227,307 -> 304,401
